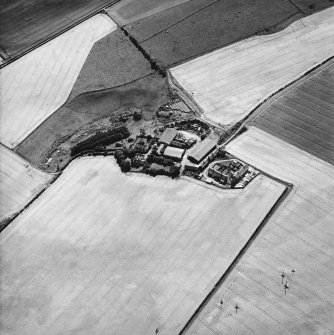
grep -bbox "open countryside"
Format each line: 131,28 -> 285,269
0,14 -> 116,148
170,7 -> 334,126
184,127 -> 334,334
0,156 -> 284,335
0,144 -> 54,229
1,0 -> 334,334
250,60 -> 334,165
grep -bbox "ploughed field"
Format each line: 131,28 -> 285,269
250,61 -> 334,165
0,0 -> 116,58
185,127 -> 334,335
170,7 -> 334,126
0,156 -> 285,335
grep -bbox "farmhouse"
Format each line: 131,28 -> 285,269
164,146 -> 185,161
158,128 -> 178,145
208,160 -> 249,186
188,139 -> 216,164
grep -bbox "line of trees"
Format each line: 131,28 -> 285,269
146,153 -> 174,166
121,27 -> 166,78
143,164 -> 180,179
71,126 -> 130,156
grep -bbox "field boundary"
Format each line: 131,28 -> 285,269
0,1 -> 121,69
178,174 -> 293,334
0,173 -> 59,233
220,56 -> 334,148
156,8 -> 306,68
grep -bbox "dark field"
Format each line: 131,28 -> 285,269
292,0 -> 334,13
68,29 -> 154,101
0,0 -> 113,57
17,74 -> 168,170
250,61 -> 334,165
123,0 -> 333,68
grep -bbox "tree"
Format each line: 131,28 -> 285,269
133,111 -> 142,121
170,165 -> 181,178
119,159 -> 131,173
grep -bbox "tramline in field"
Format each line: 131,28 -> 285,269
0,156 -> 285,335
185,127 -> 334,334
0,14 -> 116,149
0,145 -> 54,228
170,7 -> 334,126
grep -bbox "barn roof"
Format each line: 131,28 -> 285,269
188,139 -> 216,163
164,146 -> 185,159
159,128 -> 178,144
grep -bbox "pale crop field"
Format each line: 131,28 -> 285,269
170,7 -> 334,126
108,0 -> 191,25
0,145 -> 54,223
0,14 -> 116,148
185,127 -> 334,334
0,156 -> 284,335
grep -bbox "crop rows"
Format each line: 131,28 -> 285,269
185,127 -> 334,335
252,62 -> 334,165
0,156 -> 284,335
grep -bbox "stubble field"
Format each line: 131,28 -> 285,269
250,60 -> 334,165
185,127 -> 334,334
0,145 -> 53,228
170,7 -> 334,126
0,156 -> 285,335
0,14 -> 116,148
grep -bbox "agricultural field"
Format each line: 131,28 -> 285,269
107,0 -> 191,25
184,127 -> 334,334
0,145 -> 54,229
170,7 -> 334,127
0,14 -> 116,149
0,156 -> 285,335
293,0 -> 334,13
124,0 -> 302,68
171,8 -> 334,129
0,0 -> 116,58
16,73 -> 168,170
250,60 -> 334,165
67,28 -> 154,101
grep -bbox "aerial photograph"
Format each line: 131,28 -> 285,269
0,0 -> 333,334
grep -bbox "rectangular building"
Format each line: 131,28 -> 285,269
158,128 -> 178,145
164,146 -> 185,161
188,139 -> 216,164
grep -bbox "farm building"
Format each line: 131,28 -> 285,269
164,146 -> 185,161
158,128 -> 178,145
188,139 -> 216,164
